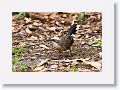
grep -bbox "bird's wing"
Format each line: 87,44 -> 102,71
50,36 -> 61,43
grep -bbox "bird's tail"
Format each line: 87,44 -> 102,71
67,24 -> 77,35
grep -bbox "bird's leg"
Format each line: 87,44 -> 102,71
58,50 -> 62,71
69,48 -> 73,59
58,50 -> 62,59
69,48 -> 72,56
59,50 -> 61,55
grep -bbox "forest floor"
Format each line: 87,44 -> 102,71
12,12 -> 102,72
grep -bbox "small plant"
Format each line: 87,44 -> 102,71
12,47 -> 26,55
12,47 -> 26,63
72,64 -> 77,72
74,47 -> 80,56
91,38 -> 102,47
16,12 -> 29,19
76,12 -> 85,22
12,57 -> 22,64
12,47 -> 26,71
12,64 -> 28,72
12,64 -> 17,72
19,64 -> 28,71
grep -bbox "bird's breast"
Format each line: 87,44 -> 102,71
52,41 -> 66,51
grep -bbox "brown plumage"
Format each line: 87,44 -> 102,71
50,24 -> 77,53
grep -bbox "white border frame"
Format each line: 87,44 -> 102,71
0,0 -> 114,84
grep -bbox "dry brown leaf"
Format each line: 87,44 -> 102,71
43,12 -> 51,16
27,36 -> 38,40
98,52 -> 102,57
49,27 -> 56,31
25,27 -> 32,34
12,27 -> 20,33
37,59 -> 49,67
33,66 -> 44,71
49,13 -> 57,19
40,45 -> 49,49
50,65 -> 58,69
90,62 -> 101,69
33,22 -> 39,26
25,18 -> 32,23
84,61 -> 101,69
80,58 -> 90,61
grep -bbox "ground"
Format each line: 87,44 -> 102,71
12,12 -> 102,72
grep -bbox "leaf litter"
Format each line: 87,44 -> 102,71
12,12 -> 102,72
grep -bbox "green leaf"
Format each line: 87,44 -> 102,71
16,12 -> 29,19
12,65 -> 17,72
12,57 -> 22,64
91,38 -> 102,47
72,64 -> 77,72
19,64 -> 28,70
12,47 -> 26,55
76,12 -> 85,22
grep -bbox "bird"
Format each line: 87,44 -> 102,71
49,24 -> 77,55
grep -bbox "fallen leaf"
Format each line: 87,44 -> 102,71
90,62 -> 101,69
25,27 -> 32,34
98,52 -> 102,57
84,61 -> 101,69
37,59 -> 49,66
25,17 -> 32,23
49,13 -> 57,19
12,27 -> 20,33
40,45 -> 49,49
50,65 -> 58,69
33,66 -> 44,71
27,35 -> 38,40
33,22 -> 39,26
